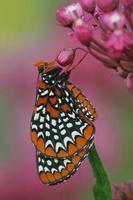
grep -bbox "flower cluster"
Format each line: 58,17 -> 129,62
113,181 -> 133,200
56,0 -> 133,93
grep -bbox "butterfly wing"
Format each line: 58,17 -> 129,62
36,136 -> 94,185
31,77 -> 96,159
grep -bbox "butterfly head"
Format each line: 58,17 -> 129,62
34,60 -> 57,74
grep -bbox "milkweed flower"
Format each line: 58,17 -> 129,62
113,181 -> 133,200
56,0 -> 133,93
73,18 -> 92,46
80,0 -> 96,13
56,3 -> 83,27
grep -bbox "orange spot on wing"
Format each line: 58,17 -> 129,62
40,172 -> 49,184
66,83 -> 74,91
67,163 -> 75,172
78,148 -> 86,157
76,136 -> 87,149
54,172 -> 61,180
72,88 -> 81,97
78,95 -> 85,103
38,81 -> 48,89
83,126 -> 94,140
72,155 -> 80,165
47,103 -> 59,118
56,88 -> 62,97
37,138 -> 45,153
31,131 -> 37,146
61,103 -> 71,112
49,97 -> 57,105
68,143 -> 78,155
47,172 -> 56,182
61,169 -> 69,177
37,97 -> 47,106
57,150 -> 69,157
45,147 -> 56,157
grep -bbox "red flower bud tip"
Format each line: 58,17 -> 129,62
96,0 -> 119,12
56,3 -> 83,27
80,0 -> 96,13
56,48 -> 75,67
73,18 -> 92,46
127,73 -> 133,93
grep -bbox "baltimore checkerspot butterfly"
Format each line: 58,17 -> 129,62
30,60 -> 97,185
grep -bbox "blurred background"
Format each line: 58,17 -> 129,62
0,1 -> 133,199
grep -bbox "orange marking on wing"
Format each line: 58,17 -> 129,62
72,88 -> 81,97
76,136 -> 87,149
47,103 -> 59,118
37,97 -> 47,106
49,97 -> 57,105
72,155 -> 80,165
83,100 -> 88,107
38,81 -> 48,89
61,169 -> 69,177
56,88 -> 62,97
40,172 -> 49,184
57,150 -> 69,157
78,148 -> 86,157
68,143 -> 78,155
54,172 -> 62,180
83,126 -> 93,140
67,163 -> 75,172
37,138 -> 45,153
31,131 -> 37,146
66,83 -> 74,91
47,172 -> 56,182
78,95 -> 85,103
61,103 -> 71,112
45,147 -> 56,157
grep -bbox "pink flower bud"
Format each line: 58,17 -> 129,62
96,0 -> 119,12
56,7 -> 73,26
127,73 -> 133,92
56,3 -> 83,27
56,48 -> 75,66
103,11 -> 126,31
73,18 -> 92,46
80,0 -> 96,13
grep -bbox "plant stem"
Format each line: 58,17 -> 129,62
88,145 -> 112,200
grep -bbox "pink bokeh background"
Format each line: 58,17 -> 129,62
0,1 -> 133,200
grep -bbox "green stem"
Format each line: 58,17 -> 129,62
88,145 -> 112,200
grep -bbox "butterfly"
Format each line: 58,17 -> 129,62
30,60 -> 97,185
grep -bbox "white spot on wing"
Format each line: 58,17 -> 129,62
38,165 -> 43,172
40,116 -> 45,123
71,131 -> 82,141
64,137 -> 74,147
41,90 -> 48,96
34,113 -> 39,121
32,124 -> 38,130
45,140 -> 54,148
56,142 -> 66,152
58,165 -> 65,172
38,132 -> 44,138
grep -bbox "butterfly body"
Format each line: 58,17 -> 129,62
31,65 -> 97,185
